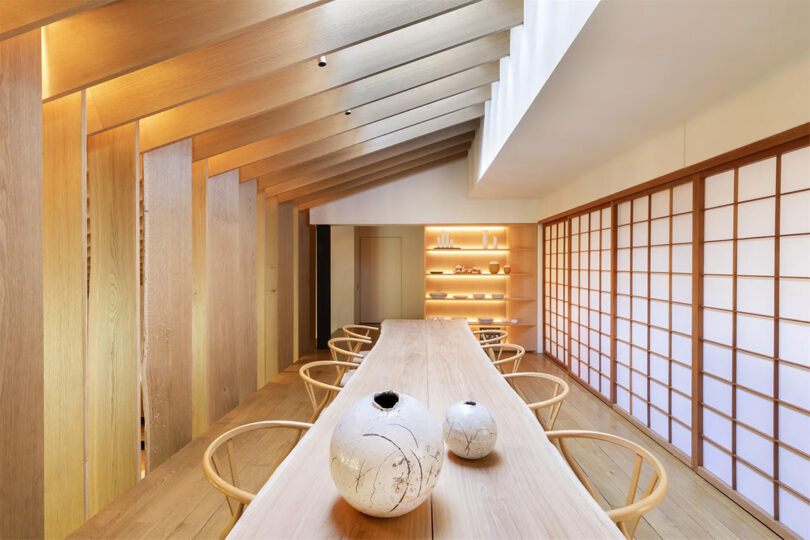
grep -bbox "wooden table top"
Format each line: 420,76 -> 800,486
229,320 -> 621,539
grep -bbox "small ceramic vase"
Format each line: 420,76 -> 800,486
330,391 -> 444,518
489,261 -> 500,274
443,400 -> 497,459
503,264 -> 512,275
482,230 -> 488,249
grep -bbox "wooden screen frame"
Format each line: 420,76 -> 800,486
539,123 -> 810,539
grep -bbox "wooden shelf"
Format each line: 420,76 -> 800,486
426,247 -> 533,252
425,297 -> 533,302
425,272 -> 533,277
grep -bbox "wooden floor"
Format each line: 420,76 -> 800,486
70,348 -> 777,539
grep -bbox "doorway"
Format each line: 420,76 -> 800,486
359,236 -> 402,323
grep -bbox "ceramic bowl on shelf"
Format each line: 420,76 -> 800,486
488,261 -> 500,274
429,270 -> 444,274
510,319 -> 518,324
478,317 -> 494,324
453,294 -> 468,300
429,293 -> 448,299
491,293 -> 504,299
503,265 -> 512,275
473,293 -> 485,299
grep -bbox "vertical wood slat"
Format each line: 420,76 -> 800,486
206,170 -> 240,422
256,190 -> 266,388
277,201 -> 295,370
191,160 -> 208,436
264,196 -> 280,380
691,175 -> 704,467
0,29 -> 44,539
43,90 -> 87,537
298,208 -> 316,358
237,180 -> 258,401
86,122 -> 140,516
142,139 -> 193,472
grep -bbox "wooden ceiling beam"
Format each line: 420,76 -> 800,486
136,5 -> 518,151
254,106 -> 482,190
42,0 -> 329,99
225,85 -> 489,178
265,131 -> 477,197
297,149 -> 469,210
277,137 -> 475,202
196,61 -> 499,161
0,0 -> 113,40
83,0 -> 483,128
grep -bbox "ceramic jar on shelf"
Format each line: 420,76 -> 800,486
489,261 -> 500,274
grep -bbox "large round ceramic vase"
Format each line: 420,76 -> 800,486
330,390 -> 444,518
442,400 -> 497,460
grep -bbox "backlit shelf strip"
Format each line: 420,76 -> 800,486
426,247 -> 534,253
425,297 -> 533,302
424,272 -> 532,277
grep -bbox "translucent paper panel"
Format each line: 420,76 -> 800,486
780,278 -> 810,322
703,407 -> 732,449
779,405 -> 810,455
736,387 -> 773,435
780,191 -> 810,235
672,183 -> 693,214
736,424 -> 774,475
780,234 -> 810,277
779,362 -> 810,411
703,276 -> 733,310
737,313 -> 774,356
737,198 -> 775,238
737,157 -> 775,201
704,206 -> 734,241
779,320 -> 810,367
703,342 -> 732,380
703,376 -> 732,415
780,145 -> 810,193
704,241 -> 733,274
736,462 -> 774,516
737,238 -> 774,275
779,446 -> 810,499
703,440 -> 733,485
651,190 -> 669,218
736,351 -> 772,396
780,487 -> 810,539
736,276 -> 774,316
633,196 -> 649,221
705,170 -> 734,208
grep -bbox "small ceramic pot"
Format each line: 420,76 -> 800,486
488,261 -> 500,274
503,264 -> 512,275
330,391 -> 444,518
443,400 -> 497,459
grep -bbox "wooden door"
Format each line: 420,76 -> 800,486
359,237 -> 402,323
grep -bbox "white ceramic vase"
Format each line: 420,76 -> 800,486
329,390 -> 444,518
442,400 -> 497,460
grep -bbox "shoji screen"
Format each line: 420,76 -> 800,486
543,221 -> 569,365
614,182 -> 694,457
701,146 -> 810,537
569,208 -> 613,399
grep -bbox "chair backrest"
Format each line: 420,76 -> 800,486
202,420 -> 312,538
473,328 -> 508,345
545,430 -> 668,539
481,343 -> 525,373
328,336 -> 370,363
502,371 -> 569,429
298,360 -> 357,422
342,325 -> 379,352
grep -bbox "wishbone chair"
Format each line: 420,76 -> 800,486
328,336 -> 371,364
298,360 -> 357,422
502,371 -> 569,429
473,328 -> 508,345
481,342 -> 525,373
342,324 -> 378,359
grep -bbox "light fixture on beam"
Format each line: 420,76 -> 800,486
317,55 -> 327,67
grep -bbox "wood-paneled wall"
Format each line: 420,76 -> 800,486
43,90 -> 87,538
256,190 -> 267,388
86,122 -> 141,516
264,196 -> 280,381
237,180 -> 258,400
205,170 -> 240,422
0,29 -> 44,539
297,209 -> 316,357
191,160 -> 208,436
277,201 -> 295,370
142,139 -> 193,471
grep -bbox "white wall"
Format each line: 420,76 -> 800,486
537,50 -> 810,219
472,0 -> 598,181
310,158 -> 541,225
330,226 -> 355,333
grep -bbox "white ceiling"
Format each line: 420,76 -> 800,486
472,0 -> 810,197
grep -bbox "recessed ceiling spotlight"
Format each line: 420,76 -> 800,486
318,55 -> 327,67
345,110 -> 352,115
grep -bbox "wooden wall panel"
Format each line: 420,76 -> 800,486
238,180 -> 258,401
298,209 -> 316,357
142,139 -> 192,472
0,0 -> 113,40
43,90 -> 87,538
0,30 -> 44,539
191,160 -> 208,436
86,122 -> 140,516
277,201 -> 295,370
257,190 -> 266,388
264,197 -> 280,380
206,170 -> 240,422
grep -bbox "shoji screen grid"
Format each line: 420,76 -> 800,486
700,146 -> 810,537
543,221 -> 569,366
613,182 -> 695,458
568,207 -> 613,399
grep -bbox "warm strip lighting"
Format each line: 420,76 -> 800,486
425,298 -> 506,302
425,226 -> 506,231
427,249 -> 509,253
425,274 -> 508,277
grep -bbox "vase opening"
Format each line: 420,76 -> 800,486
464,400 -> 477,406
373,390 -> 400,410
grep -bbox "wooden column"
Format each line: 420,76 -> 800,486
86,122 -> 140,516
206,170 -> 239,422
0,29 -> 44,539
256,189 -> 267,388
142,139 -> 193,471
43,90 -> 87,538
298,209 -> 316,357
264,196 -> 280,379
277,201 -> 295,370
237,179 -> 258,401
191,160 -> 208,436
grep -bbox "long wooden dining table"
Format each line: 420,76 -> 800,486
229,319 -> 621,539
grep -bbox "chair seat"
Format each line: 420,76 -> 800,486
340,370 -> 355,387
